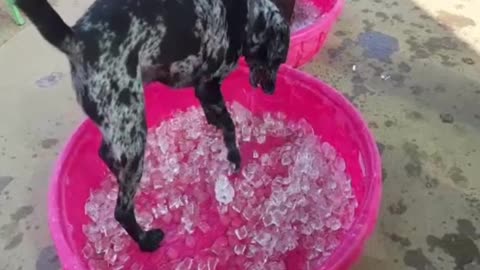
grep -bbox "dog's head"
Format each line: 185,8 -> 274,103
244,0 -> 290,94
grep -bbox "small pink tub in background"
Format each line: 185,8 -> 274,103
48,65 -> 381,270
287,0 -> 344,67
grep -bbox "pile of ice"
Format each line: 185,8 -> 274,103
82,102 -> 357,270
291,0 -> 323,32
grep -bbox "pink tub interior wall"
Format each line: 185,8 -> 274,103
286,0 -> 344,67
49,66 -> 381,270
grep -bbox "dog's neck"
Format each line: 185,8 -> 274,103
243,0 -> 283,54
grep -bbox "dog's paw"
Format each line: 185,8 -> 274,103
262,87 -> 275,95
139,229 -> 164,252
263,89 -> 275,95
227,148 -> 241,171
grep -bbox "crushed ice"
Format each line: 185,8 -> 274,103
82,102 -> 358,269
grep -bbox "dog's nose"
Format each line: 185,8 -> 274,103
261,80 -> 275,95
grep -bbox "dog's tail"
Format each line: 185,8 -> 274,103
16,0 -> 76,55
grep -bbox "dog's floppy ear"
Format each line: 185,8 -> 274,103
270,0 -> 296,23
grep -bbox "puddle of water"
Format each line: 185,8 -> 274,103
358,31 -> 400,63
35,72 -> 64,89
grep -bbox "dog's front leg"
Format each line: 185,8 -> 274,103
195,79 -> 241,170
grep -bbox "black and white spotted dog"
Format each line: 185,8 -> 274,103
17,0 -> 291,252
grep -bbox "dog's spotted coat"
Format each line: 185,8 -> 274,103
17,0 -> 291,251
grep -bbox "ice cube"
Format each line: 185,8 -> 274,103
254,232 -> 272,247
211,237 -> 228,255
181,215 -> 195,234
112,236 -> 127,252
234,244 -> 247,255
300,223 -> 314,236
232,198 -> 246,213
242,164 -> 258,181
137,212 -> 153,229
237,181 -> 254,198
234,225 -> 249,240
152,203 -> 169,219
286,179 -> 301,195
260,153 -> 270,166
281,152 -> 293,166
197,221 -> 211,233
242,205 -> 257,221
210,139 -> 223,153
185,235 -> 196,248
274,176 -> 292,186
158,135 -> 170,152
131,262 -> 143,270
88,259 -> 109,270
321,142 -> 336,161
94,237 -> 110,254
85,200 -> 99,221
246,244 -> 260,259
175,257 -> 194,270
207,257 -> 219,270
103,248 -> 117,265
168,195 -> 184,210
242,125 -> 252,142
215,175 -> 235,204
106,188 -> 118,201
327,181 -> 337,190
270,209 -> 283,226
82,243 -> 95,259
166,247 -> 179,260
310,217 -> 325,231
82,225 -> 102,243
265,261 -> 286,270
218,204 -> 229,215
326,216 -> 341,231
282,232 -> 299,252
231,102 -> 252,123
256,135 -> 266,144
117,254 -> 129,265
334,157 -> 346,172
270,189 -> 286,206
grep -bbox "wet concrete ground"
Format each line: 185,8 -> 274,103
302,1 -> 480,269
0,0 -> 479,269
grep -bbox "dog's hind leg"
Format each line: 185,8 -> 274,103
195,78 -> 241,170
85,80 -> 164,252
100,135 -> 164,252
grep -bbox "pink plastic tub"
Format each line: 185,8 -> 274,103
49,65 -> 381,270
287,0 -> 344,67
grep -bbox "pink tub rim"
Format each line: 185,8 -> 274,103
48,65 -> 382,270
49,116 -> 91,270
